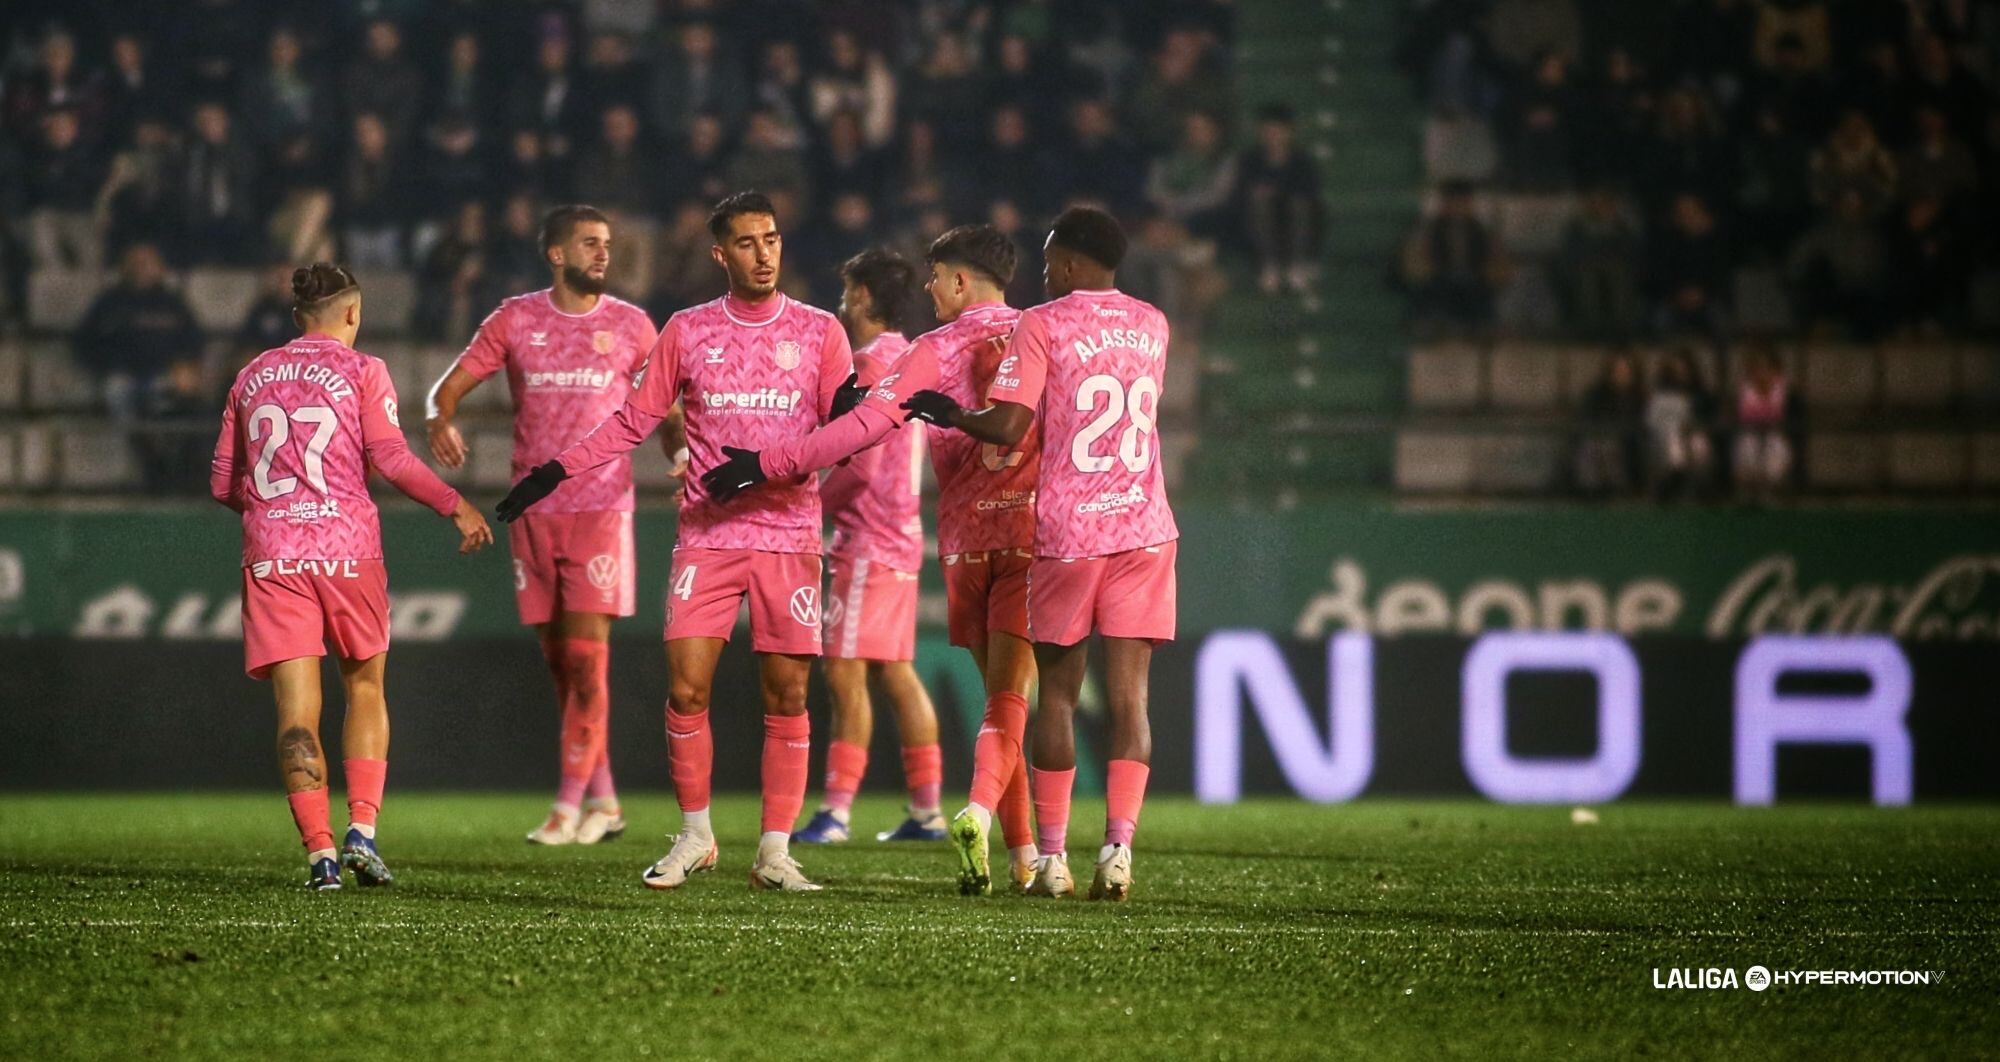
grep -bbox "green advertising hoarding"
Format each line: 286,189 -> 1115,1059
0,504 -> 1994,641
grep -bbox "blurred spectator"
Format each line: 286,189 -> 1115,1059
138,358 -> 224,494
752,39 -> 812,149
1910,32 -> 1986,139
1733,103 -> 1814,259
236,262 -> 298,359
1128,28 -> 1230,154
432,31 -> 497,133
1729,344 -> 1794,503
665,112 -> 734,209
1572,349 -> 1645,496
511,25 -> 585,164
342,20 -> 424,146
583,33 -> 648,115
1399,183 -> 1505,332
1752,0 -> 1831,74
1484,0 -> 1582,71
1648,192 -> 1731,341
1787,187 -> 1889,339
1507,53 -> 1579,191
419,117 -> 491,222
984,198 -> 1045,310
1808,111 -> 1898,216
1644,349 -> 1715,499
809,30 -> 897,148
891,118 -> 954,214
574,104 -> 654,216
338,113 -> 406,268
103,117 -> 185,261
1638,87 -> 1733,212
488,192 -> 549,297
653,198 -> 721,310
1146,110 -> 1237,242
22,109 -> 104,269
793,192 -> 878,299
501,130 -> 553,200
1122,211 -> 1226,340
725,110 -> 812,222
647,21 -> 746,141
239,28 -> 333,155
1241,105 -> 1325,295
102,33 -> 168,147
1557,187 -> 1641,340
4,27 -> 101,141
415,200 -> 491,343
181,101 -> 263,265
813,110 -> 888,214
1048,98 -> 1144,214
1886,194 -> 1970,335
1580,48 -> 1654,182
906,33 -> 985,150
1898,107 -> 1979,208
73,242 -> 202,422
975,105 -> 1052,218
1425,105 -> 1499,185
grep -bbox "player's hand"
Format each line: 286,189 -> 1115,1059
495,460 -> 566,523
426,416 -> 467,469
700,445 -> 766,501
830,372 -> 867,419
452,497 -> 494,554
901,390 -> 961,425
666,445 -> 690,499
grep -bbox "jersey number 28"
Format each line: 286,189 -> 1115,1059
1070,375 -> 1157,474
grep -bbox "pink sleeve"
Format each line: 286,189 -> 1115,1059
558,317 -> 676,476
456,304 -> 510,380
361,360 -> 462,517
853,350 -> 889,388
209,390 -> 244,511
816,315 -> 855,420
760,340 -> 937,479
987,309 -> 1049,410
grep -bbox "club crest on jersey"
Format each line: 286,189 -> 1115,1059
592,330 -> 616,355
774,340 -> 802,371
789,586 -> 819,626
586,554 -> 619,589
530,331 -> 549,347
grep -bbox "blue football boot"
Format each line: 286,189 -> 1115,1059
791,809 -> 850,844
339,828 -> 394,887
875,809 -> 947,842
306,856 -> 343,891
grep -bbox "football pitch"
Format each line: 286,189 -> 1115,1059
1,795 -> 1994,1058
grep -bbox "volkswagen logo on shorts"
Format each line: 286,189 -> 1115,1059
789,586 -> 819,626
821,594 -> 845,630
586,554 -> 619,590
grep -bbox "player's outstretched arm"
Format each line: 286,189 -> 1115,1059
425,364 -> 483,469
361,361 -> 464,518
209,396 -> 246,512
449,496 -> 494,554
903,393 -> 1034,447
496,460 -> 566,522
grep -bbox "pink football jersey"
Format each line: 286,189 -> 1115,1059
211,335 -> 460,565
456,290 -> 655,512
906,301 -> 1037,555
559,292 -> 852,553
987,289 -> 1178,559
823,332 -> 925,572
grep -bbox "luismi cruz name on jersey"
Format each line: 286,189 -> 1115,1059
1074,327 -> 1164,361
239,361 -> 357,403
703,388 -> 804,414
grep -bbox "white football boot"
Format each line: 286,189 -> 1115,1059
574,803 -> 626,845
1025,852 -> 1074,898
1088,843 -> 1133,902
641,833 -> 719,890
525,806 -> 578,845
749,846 -> 824,892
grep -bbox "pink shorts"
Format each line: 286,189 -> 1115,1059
1027,541 -> 1178,646
822,555 -> 918,662
241,559 -> 390,678
665,547 -> 823,656
941,548 -> 1033,648
507,510 -> 637,625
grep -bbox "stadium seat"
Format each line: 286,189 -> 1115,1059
361,270 -> 417,334
25,342 -> 100,411
1407,342 -> 1482,410
1472,432 -> 1563,493
1495,195 -> 1575,260
1959,347 -> 2000,412
184,269 -> 262,332
13,424 -> 55,489
0,338 -> 24,411
1487,341 -> 1562,413
1494,265 -> 1560,334
1805,432 -> 1884,491
1559,345 -> 1616,406
1877,342 -> 1958,412
26,269 -> 104,331
1968,270 -> 2000,332
57,428 -> 139,490
1394,431 -> 1475,492
1802,344 -> 1878,412
1731,267 -> 1794,332
1887,433 -> 1967,491
1972,434 -> 2000,489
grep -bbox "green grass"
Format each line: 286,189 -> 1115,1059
2,796 -> 1995,1059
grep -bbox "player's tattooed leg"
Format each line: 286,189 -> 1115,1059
280,726 -> 325,791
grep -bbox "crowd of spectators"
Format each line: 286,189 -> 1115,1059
1396,0 -> 2000,347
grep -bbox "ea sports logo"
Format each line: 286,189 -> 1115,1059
821,594 -> 845,630
1745,966 -> 1771,992
586,554 -> 618,590
789,586 -> 819,626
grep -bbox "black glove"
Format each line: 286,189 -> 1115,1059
700,445 -> 766,501
830,372 -> 867,418
495,460 -> 566,523
900,389 -> 962,425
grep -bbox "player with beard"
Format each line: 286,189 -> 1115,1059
425,206 -> 662,845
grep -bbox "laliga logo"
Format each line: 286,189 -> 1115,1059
586,554 -> 618,590
789,586 -> 819,626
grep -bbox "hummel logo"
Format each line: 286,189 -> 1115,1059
705,346 -> 726,363
530,331 -> 549,346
